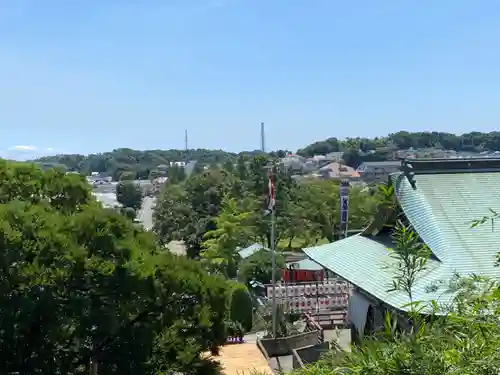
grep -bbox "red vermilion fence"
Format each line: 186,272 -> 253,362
282,269 -> 325,282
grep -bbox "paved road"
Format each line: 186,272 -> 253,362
92,180 -> 153,194
93,192 -> 118,207
138,197 -> 156,230
92,183 -> 156,231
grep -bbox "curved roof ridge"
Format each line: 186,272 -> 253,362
392,173 -> 449,262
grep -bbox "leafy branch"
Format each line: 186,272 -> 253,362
471,208 -> 499,230
388,221 -> 432,310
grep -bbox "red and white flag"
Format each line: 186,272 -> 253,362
266,170 -> 276,214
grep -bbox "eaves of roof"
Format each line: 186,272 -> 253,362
237,243 -> 267,259
303,235 -> 453,314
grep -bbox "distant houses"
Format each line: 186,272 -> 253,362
355,161 -> 401,182
317,162 -> 359,181
282,147 -> 500,182
86,172 -> 112,185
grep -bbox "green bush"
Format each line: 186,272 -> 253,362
227,282 -> 253,333
120,206 -> 136,220
238,250 -> 285,288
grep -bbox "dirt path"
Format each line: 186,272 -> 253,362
209,344 -> 273,375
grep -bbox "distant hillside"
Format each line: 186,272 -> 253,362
32,131 -> 500,180
296,131 -> 500,167
297,131 -> 500,157
34,148 -> 265,180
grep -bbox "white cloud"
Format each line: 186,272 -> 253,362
8,145 -> 37,151
0,145 -> 57,161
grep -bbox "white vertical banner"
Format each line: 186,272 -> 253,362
340,179 -> 350,238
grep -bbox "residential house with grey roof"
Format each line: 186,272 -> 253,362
325,151 -> 344,162
279,155 -> 306,173
356,160 -> 402,182
303,158 -> 500,337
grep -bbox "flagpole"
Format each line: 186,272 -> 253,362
271,198 -> 277,338
265,165 -> 277,339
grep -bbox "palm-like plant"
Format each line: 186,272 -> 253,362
201,196 -> 254,277
264,305 -> 300,338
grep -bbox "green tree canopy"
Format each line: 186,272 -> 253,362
201,196 -> 256,277
0,160 -> 231,374
226,282 -> 253,333
154,169 -> 234,258
34,148 -> 263,180
238,250 -> 285,287
153,155 -> 380,265
32,131 -> 500,179
296,131 -> 500,157
167,164 -> 186,184
119,170 -> 136,181
153,184 -> 197,245
116,180 -> 143,211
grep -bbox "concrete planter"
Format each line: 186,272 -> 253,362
257,330 -> 321,357
292,341 -> 330,369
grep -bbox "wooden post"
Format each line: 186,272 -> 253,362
89,359 -> 98,375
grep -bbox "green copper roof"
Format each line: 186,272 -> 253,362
393,170 -> 500,276
304,159 -> 500,313
304,235 -> 452,312
237,243 -> 267,259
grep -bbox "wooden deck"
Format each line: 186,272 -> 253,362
208,344 -> 273,375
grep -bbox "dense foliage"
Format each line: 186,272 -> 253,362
153,155 -> 379,267
23,132 -> 500,374
0,160 -> 232,374
116,180 -> 143,211
34,148 -> 264,180
297,130 -> 500,157
238,250 -> 285,287
33,131 -> 500,179
226,282 -> 254,333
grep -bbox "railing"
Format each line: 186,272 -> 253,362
308,307 -> 349,329
304,313 -> 324,343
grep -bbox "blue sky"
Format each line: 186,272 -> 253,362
1,0 -> 500,158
